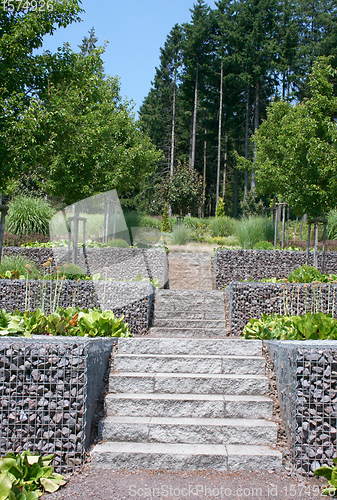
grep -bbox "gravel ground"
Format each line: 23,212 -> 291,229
44,467 -> 325,500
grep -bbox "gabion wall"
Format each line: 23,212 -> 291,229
266,340 -> 337,475
214,249 -> 337,288
0,337 -> 114,473
225,282 -> 337,336
3,247 -> 169,288
0,280 -> 154,336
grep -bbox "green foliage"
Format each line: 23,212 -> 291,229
204,235 -> 240,247
5,197 -> 55,237
106,239 -> 130,248
288,265 -> 326,283
235,216 -> 274,249
139,216 -> 162,231
0,256 -> 41,280
215,197 -> 225,217
53,263 -> 86,281
0,307 -> 131,338
253,241 -> 274,250
243,312 -> 337,340
254,57 -> 337,217
314,457 -> 337,496
169,225 -> 192,245
240,191 -> 265,217
161,161 -> 203,216
209,216 -> 237,237
161,205 -> 171,232
327,209 -> 337,240
0,450 -> 66,498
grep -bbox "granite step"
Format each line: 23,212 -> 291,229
152,319 -> 226,329
113,354 -> 266,375
99,416 -> 278,446
91,442 -> 282,471
104,393 -> 273,419
149,327 -> 226,338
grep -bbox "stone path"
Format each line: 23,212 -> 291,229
168,252 -> 213,290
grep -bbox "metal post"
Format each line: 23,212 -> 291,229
113,204 -> 118,240
293,216 -> 298,243
286,205 -> 290,246
68,221 -> 71,263
73,205 -> 80,265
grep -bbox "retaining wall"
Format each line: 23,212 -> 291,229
0,336 -> 114,473
3,247 -> 169,288
0,280 -> 155,335
266,340 -> 337,475
214,249 -> 337,288
225,282 -> 337,336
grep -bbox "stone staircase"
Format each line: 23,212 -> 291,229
150,290 -> 228,337
91,337 -> 282,470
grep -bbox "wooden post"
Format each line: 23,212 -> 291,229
313,218 -> 319,269
274,204 -> 278,248
281,202 -> 286,249
306,222 -> 311,265
322,222 -> 327,273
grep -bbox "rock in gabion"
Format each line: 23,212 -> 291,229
0,280 -> 155,336
3,247 -> 169,288
0,337 -> 114,473
214,249 -> 337,289
226,282 -> 337,336
266,341 -> 337,475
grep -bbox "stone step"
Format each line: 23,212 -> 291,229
91,442 -> 282,471
113,354 -> 265,375
117,338 -> 262,356
154,311 -> 226,320
155,290 -> 223,299
149,327 -> 226,338
152,319 -> 226,329
99,416 -> 278,446
109,372 -> 268,395
105,393 -> 273,419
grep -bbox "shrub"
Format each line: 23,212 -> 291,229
54,263 -> 87,280
106,238 -> 129,248
209,216 -> 237,237
215,197 -> 225,217
6,196 -> 55,236
235,216 -> 274,249
0,255 -> 41,279
140,216 -> 162,231
327,209 -> 337,240
169,225 -> 192,245
183,217 -> 205,230
288,264 -> 328,283
161,204 -> 171,232
253,241 -> 274,250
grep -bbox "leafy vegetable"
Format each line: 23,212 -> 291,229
0,451 -> 66,499
0,307 -> 131,338
314,457 -> 337,496
243,312 -> 337,340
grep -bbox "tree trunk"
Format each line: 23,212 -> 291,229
170,72 -> 176,179
202,129 -> 207,218
244,87 -> 250,199
252,81 -> 259,191
189,65 -> 198,171
216,60 -> 223,206
222,131 -> 228,199
233,168 -> 238,218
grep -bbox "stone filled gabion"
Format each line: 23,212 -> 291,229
0,337 -> 114,473
267,341 -> 337,475
214,249 -> 337,289
226,282 -> 337,336
0,280 -> 154,336
3,247 -> 169,288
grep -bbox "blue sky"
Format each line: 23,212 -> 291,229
41,0 -> 216,116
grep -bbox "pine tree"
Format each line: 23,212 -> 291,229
161,204 -> 171,232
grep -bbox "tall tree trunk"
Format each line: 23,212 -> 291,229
189,65 -> 198,171
244,87 -> 250,199
252,81 -> 259,191
216,60 -> 223,206
233,168 -> 238,218
202,129 -> 207,218
170,72 -> 176,179
222,131 -> 228,199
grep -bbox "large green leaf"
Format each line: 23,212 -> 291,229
0,473 -> 12,500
